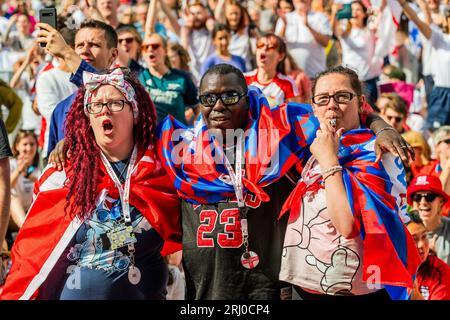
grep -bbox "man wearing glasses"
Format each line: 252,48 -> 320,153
407,175 -> 450,265
158,64 -> 414,300
378,93 -> 408,134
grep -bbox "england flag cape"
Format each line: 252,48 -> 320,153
0,146 -> 181,300
279,128 -> 421,300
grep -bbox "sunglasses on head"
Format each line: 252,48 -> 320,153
142,43 -> 161,51
386,115 -> 404,123
119,37 -> 136,44
412,193 -> 439,203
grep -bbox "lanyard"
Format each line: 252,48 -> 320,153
220,134 -> 245,208
217,134 -> 251,252
99,145 -> 138,224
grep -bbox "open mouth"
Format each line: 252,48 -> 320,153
259,53 -> 267,62
102,119 -> 114,135
148,53 -> 156,61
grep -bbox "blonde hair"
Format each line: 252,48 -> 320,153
402,130 -> 431,165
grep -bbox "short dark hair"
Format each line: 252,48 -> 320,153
312,66 -> 363,97
212,23 -> 231,39
406,210 -> 425,226
78,20 -> 118,49
199,63 -> 248,93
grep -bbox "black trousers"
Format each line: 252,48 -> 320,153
294,285 -> 391,301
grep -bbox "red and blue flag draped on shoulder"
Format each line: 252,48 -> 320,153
0,146 -> 181,300
157,86 -> 318,204
280,128 -> 421,300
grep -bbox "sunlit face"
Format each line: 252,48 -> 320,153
435,135 -> 450,162
190,4 -> 208,29
256,36 -> 284,72
226,4 -> 242,30
16,14 -> 30,35
407,222 -> 430,263
15,135 -> 37,158
98,0 -> 118,18
136,3 -> 149,24
411,192 -> 444,226
142,35 -> 166,68
312,73 -> 362,131
279,0 -> 294,14
75,28 -> 118,69
87,85 -> 134,154
214,30 -> 231,54
118,31 -> 140,61
167,49 -> 181,69
351,2 -> 367,25
381,108 -> 405,133
119,7 -> 133,24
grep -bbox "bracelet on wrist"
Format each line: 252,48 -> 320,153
322,168 -> 343,182
320,165 -> 342,175
375,126 -> 397,136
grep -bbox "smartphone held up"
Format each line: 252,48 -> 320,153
38,8 -> 57,47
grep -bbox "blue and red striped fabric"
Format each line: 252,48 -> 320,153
156,86 -> 317,204
281,128 -> 421,300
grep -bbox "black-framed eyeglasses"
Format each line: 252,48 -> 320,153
386,115 -> 404,123
199,91 -> 247,108
411,193 -> 439,203
86,100 -> 128,114
312,91 -> 358,106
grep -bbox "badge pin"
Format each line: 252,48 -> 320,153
241,251 -> 260,269
128,266 -> 141,285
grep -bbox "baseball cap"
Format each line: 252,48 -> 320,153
407,175 -> 449,205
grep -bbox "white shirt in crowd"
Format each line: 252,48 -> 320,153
429,26 -> 450,88
275,11 -> 332,78
339,27 -> 382,81
279,158 -> 378,296
36,67 -> 77,157
229,27 -> 254,71
188,28 -> 214,84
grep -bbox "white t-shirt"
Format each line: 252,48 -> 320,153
229,27 -> 253,71
36,67 -> 77,157
429,27 -> 450,87
275,11 -> 332,78
188,28 -> 214,84
166,265 -> 186,300
10,158 -> 40,211
417,12 -> 443,77
279,158 -> 378,295
340,28 -> 382,81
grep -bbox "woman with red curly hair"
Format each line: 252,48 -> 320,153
0,68 -> 181,300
